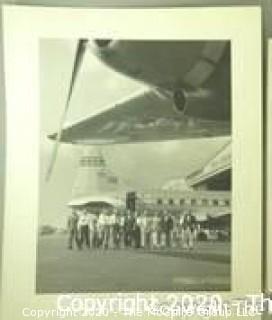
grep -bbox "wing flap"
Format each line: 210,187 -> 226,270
49,89 -> 230,145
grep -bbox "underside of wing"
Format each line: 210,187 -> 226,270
48,90 -> 230,145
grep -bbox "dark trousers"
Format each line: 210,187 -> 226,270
124,230 -> 132,247
92,231 -> 99,248
145,232 -> 151,248
166,230 -> 171,247
157,231 -> 162,246
102,225 -> 110,249
68,229 -> 80,249
134,226 -> 141,248
79,225 -> 90,248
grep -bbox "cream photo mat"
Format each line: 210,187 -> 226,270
267,39 -> 272,293
1,5 -> 262,319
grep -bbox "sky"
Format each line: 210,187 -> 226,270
39,39 -> 229,227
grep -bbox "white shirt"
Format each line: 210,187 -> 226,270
98,213 -> 106,227
104,215 -> 111,226
136,216 -> 142,225
109,213 -> 117,225
119,216 -> 125,227
141,216 -> 147,228
89,215 -> 98,231
78,213 -> 90,228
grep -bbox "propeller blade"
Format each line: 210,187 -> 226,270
46,39 -> 88,181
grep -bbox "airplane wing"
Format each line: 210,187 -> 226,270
48,89 -> 230,145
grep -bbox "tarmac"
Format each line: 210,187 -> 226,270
36,234 -> 231,293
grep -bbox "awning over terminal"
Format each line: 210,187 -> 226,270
67,196 -> 124,208
186,141 -> 231,191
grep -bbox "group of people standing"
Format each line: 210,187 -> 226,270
67,207 -> 197,251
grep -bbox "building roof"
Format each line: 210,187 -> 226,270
186,140 -> 231,188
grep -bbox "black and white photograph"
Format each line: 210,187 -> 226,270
37,39 -> 232,293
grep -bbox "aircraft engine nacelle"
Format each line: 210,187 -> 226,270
173,89 -> 187,114
94,39 -> 112,48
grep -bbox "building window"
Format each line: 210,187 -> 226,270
202,199 -> 208,206
180,199 -> 185,206
225,200 -> 230,206
191,199 -> 197,206
213,199 -> 219,206
157,198 -> 163,205
169,199 -> 174,205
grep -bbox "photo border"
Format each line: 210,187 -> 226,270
267,39 -> 272,293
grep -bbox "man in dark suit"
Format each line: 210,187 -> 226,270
67,209 -> 80,250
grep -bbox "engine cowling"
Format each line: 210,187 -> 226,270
173,90 -> 187,114
94,39 -> 112,48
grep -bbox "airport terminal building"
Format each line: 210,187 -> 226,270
69,143 -> 231,221
135,141 -> 231,217
135,189 -> 230,218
